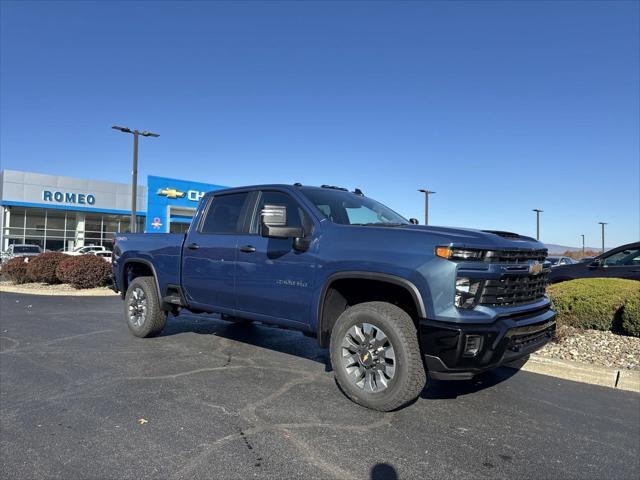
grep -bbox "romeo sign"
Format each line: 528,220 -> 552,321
42,190 -> 96,205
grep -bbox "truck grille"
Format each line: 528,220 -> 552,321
479,273 -> 549,306
506,323 -> 555,352
484,249 -> 547,263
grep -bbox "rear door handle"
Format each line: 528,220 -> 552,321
239,245 -> 256,253
187,243 -> 200,250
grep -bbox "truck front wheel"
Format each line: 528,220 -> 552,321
124,276 -> 167,338
330,302 -> 426,411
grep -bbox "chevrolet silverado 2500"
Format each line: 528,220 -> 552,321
112,184 -> 556,411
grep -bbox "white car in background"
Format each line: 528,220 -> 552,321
65,245 -> 108,256
91,250 -> 112,263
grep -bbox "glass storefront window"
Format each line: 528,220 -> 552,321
45,239 -> 65,251
2,206 -> 145,252
9,207 -> 26,227
66,215 -> 77,230
25,208 -> 47,229
46,211 -> 66,230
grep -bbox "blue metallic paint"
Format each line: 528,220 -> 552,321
113,184 -> 552,337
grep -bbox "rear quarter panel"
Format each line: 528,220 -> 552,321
113,233 -> 185,294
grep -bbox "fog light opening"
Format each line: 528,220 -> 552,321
463,335 -> 483,357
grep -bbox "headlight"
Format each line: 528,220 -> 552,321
455,277 -> 482,309
436,247 -> 484,261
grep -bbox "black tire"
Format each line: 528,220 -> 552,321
124,276 -> 167,338
330,301 -> 426,411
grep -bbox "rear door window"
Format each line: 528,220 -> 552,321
200,193 -> 251,234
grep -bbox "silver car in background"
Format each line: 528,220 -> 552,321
1,244 -> 42,264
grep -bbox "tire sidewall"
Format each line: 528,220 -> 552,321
330,304 -> 412,410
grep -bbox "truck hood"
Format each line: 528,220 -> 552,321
398,224 -> 545,251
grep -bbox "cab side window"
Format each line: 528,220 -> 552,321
200,193 -> 250,234
252,191 -> 313,235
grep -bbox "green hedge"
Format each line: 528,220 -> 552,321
622,294 -> 640,337
547,278 -> 640,337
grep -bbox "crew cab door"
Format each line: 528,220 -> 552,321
234,190 -> 317,327
181,191 -> 253,313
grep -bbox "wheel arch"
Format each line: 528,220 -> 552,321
120,258 -> 162,300
316,271 -> 427,347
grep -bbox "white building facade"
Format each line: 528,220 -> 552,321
0,170 -> 146,252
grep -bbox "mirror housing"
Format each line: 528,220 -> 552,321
409,218 -> 419,225
261,204 -> 304,239
589,259 -> 602,268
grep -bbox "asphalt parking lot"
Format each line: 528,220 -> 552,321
1,292 -> 639,480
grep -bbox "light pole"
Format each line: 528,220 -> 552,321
598,222 -> 607,253
112,126 -> 159,232
532,209 -> 543,240
418,189 -> 436,225
580,234 -> 585,257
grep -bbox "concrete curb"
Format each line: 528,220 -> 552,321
506,354 -> 640,393
0,285 -> 117,297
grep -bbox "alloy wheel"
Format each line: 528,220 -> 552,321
341,323 -> 396,392
128,287 -> 147,328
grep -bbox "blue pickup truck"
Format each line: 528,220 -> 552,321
112,184 -> 555,411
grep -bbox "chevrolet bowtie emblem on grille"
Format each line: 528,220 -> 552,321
157,188 -> 186,199
529,261 -> 543,275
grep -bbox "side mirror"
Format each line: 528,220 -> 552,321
589,259 -> 602,268
261,204 -> 303,239
409,218 -> 419,225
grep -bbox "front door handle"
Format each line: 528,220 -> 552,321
239,245 -> 256,253
187,243 -> 200,250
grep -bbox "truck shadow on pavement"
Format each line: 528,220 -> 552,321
161,313 -> 333,368
161,312 -> 521,400
421,367 -> 520,400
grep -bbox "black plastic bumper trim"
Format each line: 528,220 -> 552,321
419,308 -> 556,378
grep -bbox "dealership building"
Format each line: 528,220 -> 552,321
0,169 -> 225,252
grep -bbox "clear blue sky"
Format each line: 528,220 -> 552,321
1,0 -> 638,247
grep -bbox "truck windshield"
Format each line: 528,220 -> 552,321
300,188 -> 408,226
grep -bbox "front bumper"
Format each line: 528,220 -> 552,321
419,306 -> 556,380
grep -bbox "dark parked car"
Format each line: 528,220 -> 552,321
548,242 -> 640,283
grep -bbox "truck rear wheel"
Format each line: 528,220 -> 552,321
124,276 -> 167,338
330,301 -> 426,411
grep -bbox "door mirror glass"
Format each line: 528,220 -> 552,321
261,204 -> 287,227
261,204 -> 303,239
409,218 -> 419,225
589,259 -> 601,268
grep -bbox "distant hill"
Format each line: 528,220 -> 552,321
545,243 -> 603,254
